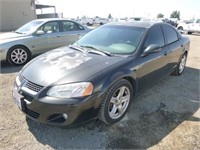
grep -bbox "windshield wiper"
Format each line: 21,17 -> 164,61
69,45 -> 87,53
14,31 -> 23,34
80,45 -> 112,56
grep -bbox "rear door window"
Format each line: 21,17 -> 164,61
162,25 -> 178,44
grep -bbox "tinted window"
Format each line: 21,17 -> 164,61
144,26 -> 164,48
162,25 -> 178,44
38,21 -> 60,34
62,21 -> 84,32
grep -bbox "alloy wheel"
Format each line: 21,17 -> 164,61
179,54 -> 186,74
108,86 -> 130,119
10,48 -> 28,65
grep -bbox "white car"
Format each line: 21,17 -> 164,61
76,18 -> 94,26
177,18 -> 200,34
95,18 -> 108,25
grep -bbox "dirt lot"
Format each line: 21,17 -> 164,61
0,34 -> 199,150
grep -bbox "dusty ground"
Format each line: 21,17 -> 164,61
0,34 -> 199,150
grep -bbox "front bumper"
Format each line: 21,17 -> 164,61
13,88 -> 100,127
0,48 -> 7,61
0,44 -> 10,61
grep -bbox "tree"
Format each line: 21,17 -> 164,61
108,13 -> 112,19
157,13 -> 164,18
170,11 -> 180,20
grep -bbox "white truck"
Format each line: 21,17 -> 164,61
177,18 -> 200,34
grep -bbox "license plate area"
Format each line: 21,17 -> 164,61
12,90 -> 24,110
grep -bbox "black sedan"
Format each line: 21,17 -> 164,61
13,22 -> 190,126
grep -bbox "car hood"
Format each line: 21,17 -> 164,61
0,32 -> 30,44
21,46 -> 126,86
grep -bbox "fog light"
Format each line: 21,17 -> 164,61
63,113 -> 68,119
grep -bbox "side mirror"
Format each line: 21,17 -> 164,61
141,44 -> 161,57
78,35 -> 82,39
36,30 -> 44,35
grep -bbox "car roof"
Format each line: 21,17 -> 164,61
106,21 -> 166,28
32,18 -> 76,22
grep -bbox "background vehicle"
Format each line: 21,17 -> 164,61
76,18 -> 94,26
129,17 -> 150,22
118,18 -> 127,23
162,18 -> 178,27
177,18 -> 200,34
13,22 -> 190,127
0,18 -> 90,65
95,18 -> 108,25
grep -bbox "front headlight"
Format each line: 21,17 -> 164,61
47,82 -> 94,98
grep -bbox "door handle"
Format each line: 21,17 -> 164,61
164,52 -> 168,56
164,51 -> 171,56
57,35 -> 61,37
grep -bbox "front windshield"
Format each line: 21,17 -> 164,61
75,25 -> 145,55
15,20 -> 44,34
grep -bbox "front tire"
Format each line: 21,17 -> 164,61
178,26 -> 184,34
98,79 -> 133,125
7,46 -> 31,66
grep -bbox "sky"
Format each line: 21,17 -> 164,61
37,0 -> 200,20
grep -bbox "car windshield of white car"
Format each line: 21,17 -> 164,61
77,25 -> 145,55
15,20 -> 44,34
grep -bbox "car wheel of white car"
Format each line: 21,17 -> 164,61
98,79 -> 133,125
177,26 -> 184,34
7,46 -> 31,66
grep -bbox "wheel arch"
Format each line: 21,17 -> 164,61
94,70 -> 138,109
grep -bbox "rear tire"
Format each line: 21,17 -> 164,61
98,79 -> 133,125
172,53 -> 187,76
7,46 -> 31,66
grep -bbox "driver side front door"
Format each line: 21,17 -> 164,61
31,21 -> 62,54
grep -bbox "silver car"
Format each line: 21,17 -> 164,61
0,18 -> 90,65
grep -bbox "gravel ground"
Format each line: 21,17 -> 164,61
0,34 -> 199,150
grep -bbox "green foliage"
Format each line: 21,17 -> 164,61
157,13 -> 164,18
108,13 -> 112,19
170,11 -> 180,20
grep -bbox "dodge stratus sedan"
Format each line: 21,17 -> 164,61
13,22 -> 190,127
0,18 -> 90,65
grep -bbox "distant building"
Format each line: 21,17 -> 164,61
36,4 -> 63,19
0,0 -> 62,32
0,0 -> 36,31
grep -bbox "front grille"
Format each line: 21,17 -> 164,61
19,75 -> 43,93
24,107 -> 40,119
24,80 -> 43,93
